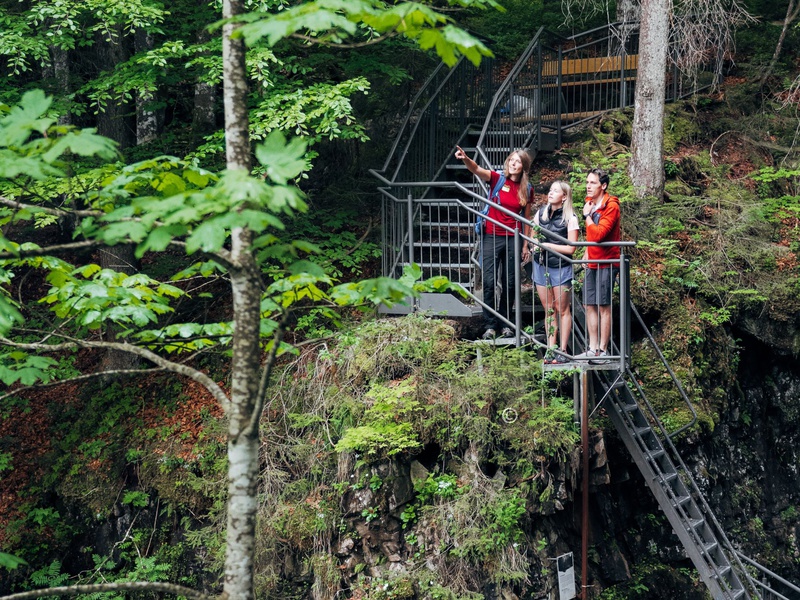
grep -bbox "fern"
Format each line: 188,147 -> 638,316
30,560 -> 69,587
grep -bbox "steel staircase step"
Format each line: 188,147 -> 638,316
688,518 -> 705,530
412,242 -> 475,249
633,426 -> 652,437
606,379 -> 626,390
646,448 -> 665,460
419,221 -> 472,227
401,261 -> 472,269
714,565 -> 732,578
484,147 -> 517,153
702,541 -> 719,555
673,494 -> 691,507
730,588 -> 746,599
421,199 -> 481,207
660,471 -> 678,484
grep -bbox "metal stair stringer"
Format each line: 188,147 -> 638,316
594,369 -> 749,599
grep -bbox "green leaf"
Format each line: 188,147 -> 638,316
185,219 -> 228,254
0,89 -> 53,147
0,295 -> 24,335
0,552 -> 27,571
287,260 -> 327,278
255,131 -> 308,185
135,224 -> 188,258
41,129 -> 119,163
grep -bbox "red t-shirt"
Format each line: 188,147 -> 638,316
486,171 -> 529,236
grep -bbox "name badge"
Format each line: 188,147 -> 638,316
501,185 -> 510,192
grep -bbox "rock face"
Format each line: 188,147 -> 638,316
327,332 -> 800,598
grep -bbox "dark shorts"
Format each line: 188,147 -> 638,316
583,267 -> 618,306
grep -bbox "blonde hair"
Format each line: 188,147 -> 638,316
541,180 -> 575,225
503,150 -> 532,208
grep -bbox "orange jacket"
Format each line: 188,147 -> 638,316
585,193 -> 620,269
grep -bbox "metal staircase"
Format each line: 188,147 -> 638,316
571,303 -> 800,600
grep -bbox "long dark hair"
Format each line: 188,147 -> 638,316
502,150 -> 532,207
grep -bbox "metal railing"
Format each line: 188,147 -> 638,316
374,53 -> 502,194
372,174 -> 635,368
735,552 -> 800,600
471,21 -> 719,176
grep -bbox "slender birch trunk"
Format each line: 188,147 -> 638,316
628,0 -> 670,199
221,0 -> 260,597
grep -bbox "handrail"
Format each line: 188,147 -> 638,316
628,302 -> 698,438
373,173 -> 635,250
377,59 -> 449,179
389,60 -> 465,182
735,552 -> 800,599
474,27 -> 546,156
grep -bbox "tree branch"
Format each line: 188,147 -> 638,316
0,582 -> 217,600
759,0 -> 800,87
290,31 -> 396,48
245,309 -> 291,438
0,196 -> 235,269
0,240 -> 101,260
0,336 -> 231,413
0,367 -> 166,403
0,196 -> 103,218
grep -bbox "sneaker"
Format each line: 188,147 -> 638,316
589,350 -> 610,365
574,350 -> 598,360
481,328 -> 497,340
552,352 -> 573,365
501,327 -> 514,338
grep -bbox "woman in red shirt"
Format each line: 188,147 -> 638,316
455,146 -> 533,339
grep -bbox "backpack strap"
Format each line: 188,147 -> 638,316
489,172 -> 506,202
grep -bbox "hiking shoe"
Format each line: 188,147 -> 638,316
481,328 -> 497,340
574,350 -> 598,360
589,350 -> 610,365
501,327 -> 514,338
543,347 -> 556,364
552,352 -> 572,365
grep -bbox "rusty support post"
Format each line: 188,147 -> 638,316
581,369 -> 589,599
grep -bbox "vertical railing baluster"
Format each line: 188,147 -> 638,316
514,230 -> 522,346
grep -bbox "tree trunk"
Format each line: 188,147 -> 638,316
193,2 -> 218,137
221,0 -> 259,597
95,28 -> 135,150
98,244 -> 140,373
95,28 -> 139,371
135,30 -> 159,145
222,0 -> 251,172
193,83 -> 217,137
224,239 -> 261,600
53,47 -> 71,126
628,0 -> 669,200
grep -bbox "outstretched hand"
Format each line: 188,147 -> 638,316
454,145 -> 466,160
